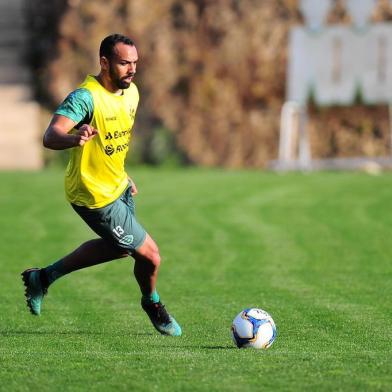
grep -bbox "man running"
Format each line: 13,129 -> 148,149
21,33 -> 181,337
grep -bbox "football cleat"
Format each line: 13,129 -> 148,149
141,299 -> 182,336
21,268 -> 48,316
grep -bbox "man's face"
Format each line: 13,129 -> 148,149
107,43 -> 138,90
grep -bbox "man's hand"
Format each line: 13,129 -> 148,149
128,177 -> 138,196
43,115 -> 99,150
75,124 -> 99,146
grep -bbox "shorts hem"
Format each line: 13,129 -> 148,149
131,231 -> 147,254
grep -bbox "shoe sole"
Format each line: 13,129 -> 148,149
147,315 -> 182,337
141,301 -> 182,337
21,268 -> 41,316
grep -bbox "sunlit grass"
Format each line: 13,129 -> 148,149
0,168 -> 391,391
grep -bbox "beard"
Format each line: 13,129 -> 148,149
109,64 -> 133,89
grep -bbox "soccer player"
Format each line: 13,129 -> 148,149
21,34 -> 181,337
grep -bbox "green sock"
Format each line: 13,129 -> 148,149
142,289 -> 160,304
43,259 -> 67,286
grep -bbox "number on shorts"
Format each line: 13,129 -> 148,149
113,225 -> 125,237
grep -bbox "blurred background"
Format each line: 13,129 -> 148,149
0,0 -> 392,170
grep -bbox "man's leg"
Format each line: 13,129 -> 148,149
134,233 -> 182,336
45,238 -> 128,283
133,234 -> 160,298
22,238 -> 127,315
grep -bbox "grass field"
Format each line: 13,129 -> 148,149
0,167 -> 391,391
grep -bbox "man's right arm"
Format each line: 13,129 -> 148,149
43,88 -> 96,150
43,115 -> 97,150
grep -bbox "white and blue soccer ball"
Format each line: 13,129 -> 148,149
231,308 -> 277,349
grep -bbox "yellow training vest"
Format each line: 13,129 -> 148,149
65,75 -> 139,208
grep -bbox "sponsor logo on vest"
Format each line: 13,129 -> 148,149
105,116 -> 117,121
130,108 -> 136,119
105,129 -> 131,141
104,142 -> 129,156
116,143 -> 129,152
114,129 -> 131,139
104,144 -> 114,156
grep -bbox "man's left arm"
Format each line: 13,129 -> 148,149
128,177 -> 138,196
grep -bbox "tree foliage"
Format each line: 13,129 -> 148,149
27,0 -> 392,167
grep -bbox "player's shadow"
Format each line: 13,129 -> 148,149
155,344 -> 236,350
0,330 -> 153,337
200,345 -> 236,349
1,331 -> 238,348
2,331 -> 238,350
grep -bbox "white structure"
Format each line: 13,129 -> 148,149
274,0 -> 392,171
288,25 -> 392,105
345,0 -> 377,30
278,102 -> 310,169
299,0 -> 333,31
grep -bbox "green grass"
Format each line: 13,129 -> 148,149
0,168 -> 391,391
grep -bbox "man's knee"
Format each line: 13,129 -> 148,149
135,234 -> 161,267
143,243 -> 161,268
134,249 -> 161,270
150,250 -> 161,268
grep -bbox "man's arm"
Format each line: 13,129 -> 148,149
128,176 -> 139,196
43,115 -> 98,150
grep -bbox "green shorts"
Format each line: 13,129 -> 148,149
72,186 -> 147,255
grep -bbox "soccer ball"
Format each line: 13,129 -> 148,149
231,308 -> 277,349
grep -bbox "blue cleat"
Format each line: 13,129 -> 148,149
21,268 -> 48,316
141,300 -> 182,336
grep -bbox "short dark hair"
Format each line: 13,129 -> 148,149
99,34 -> 135,59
